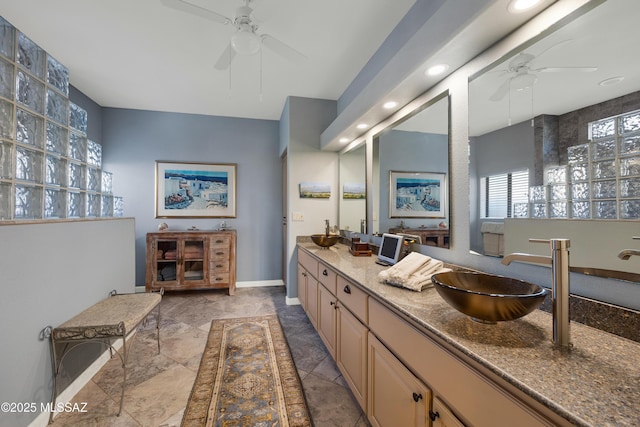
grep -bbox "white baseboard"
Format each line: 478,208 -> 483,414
29,340 -> 124,427
236,280 -> 284,288
286,296 -> 301,305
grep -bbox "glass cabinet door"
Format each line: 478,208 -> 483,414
183,239 -> 205,282
155,240 -> 178,282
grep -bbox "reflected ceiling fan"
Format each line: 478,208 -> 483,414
161,0 -> 306,70
490,40 -> 597,102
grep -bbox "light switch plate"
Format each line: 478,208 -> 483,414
292,212 -> 304,221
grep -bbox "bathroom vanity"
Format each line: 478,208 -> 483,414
297,241 -> 639,427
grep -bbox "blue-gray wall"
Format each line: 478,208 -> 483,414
100,108 -> 282,287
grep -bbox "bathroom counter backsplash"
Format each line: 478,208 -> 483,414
297,241 -> 640,427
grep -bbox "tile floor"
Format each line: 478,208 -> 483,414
50,286 -> 370,426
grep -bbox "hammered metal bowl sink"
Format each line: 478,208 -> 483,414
431,271 -> 548,323
311,234 -> 340,248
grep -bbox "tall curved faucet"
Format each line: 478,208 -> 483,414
502,238 -> 571,348
617,236 -> 640,260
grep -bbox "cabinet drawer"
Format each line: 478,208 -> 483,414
210,247 -> 230,260
210,235 -> 231,248
210,272 -> 230,285
337,276 -> 368,324
298,249 -> 318,278
318,263 -> 337,295
210,259 -> 230,273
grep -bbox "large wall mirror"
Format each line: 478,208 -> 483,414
339,142 -> 366,233
373,92 -> 450,249
469,0 -> 640,276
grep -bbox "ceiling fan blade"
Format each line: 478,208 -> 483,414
214,44 -> 236,70
536,66 -> 598,73
490,79 -> 511,102
261,34 -> 306,64
160,0 -> 232,25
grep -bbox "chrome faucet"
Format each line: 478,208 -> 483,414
325,219 -> 330,236
617,236 -> 640,260
360,219 -> 365,234
502,238 -> 571,348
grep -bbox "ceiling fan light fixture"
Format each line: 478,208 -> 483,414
512,73 -> 537,91
508,0 -> 542,13
231,27 -> 261,55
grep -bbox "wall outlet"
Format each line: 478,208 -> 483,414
292,212 -> 304,221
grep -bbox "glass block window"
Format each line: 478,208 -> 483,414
47,55 -> 68,96
17,32 -> 45,79
0,15 -> 122,221
16,70 -> 44,115
583,108 -> 640,219
480,170 -> 529,218
0,17 -> 16,61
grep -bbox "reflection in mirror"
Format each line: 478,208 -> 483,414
373,92 -> 450,249
339,142 -> 366,234
468,0 -> 640,277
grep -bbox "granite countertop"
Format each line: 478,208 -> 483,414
298,242 -> 640,427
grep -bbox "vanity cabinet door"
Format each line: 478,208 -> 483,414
306,277 -> 319,329
337,305 -> 368,411
431,397 -> 466,427
317,283 -> 337,358
368,333 -> 431,427
297,264 -> 308,310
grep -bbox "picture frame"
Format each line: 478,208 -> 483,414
155,161 -> 237,218
299,182 -> 331,199
389,171 -> 446,218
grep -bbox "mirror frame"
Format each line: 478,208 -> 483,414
369,90 -> 452,248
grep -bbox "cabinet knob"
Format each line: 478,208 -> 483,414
322,269 -> 328,276
412,392 -> 423,402
343,284 -> 351,294
429,410 -> 440,421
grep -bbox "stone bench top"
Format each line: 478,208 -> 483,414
53,293 -> 161,340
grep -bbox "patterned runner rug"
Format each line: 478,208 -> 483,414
181,315 -> 312,427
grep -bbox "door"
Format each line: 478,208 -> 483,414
281,151 -> 287,286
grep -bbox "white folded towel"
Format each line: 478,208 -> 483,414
378,252 -> 451,292
380,252 -> 432,284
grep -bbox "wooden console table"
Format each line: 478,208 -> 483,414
42,290 -> 162,423
389,227 -> 450,248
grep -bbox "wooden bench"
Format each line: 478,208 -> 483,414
43,290 -> 162,423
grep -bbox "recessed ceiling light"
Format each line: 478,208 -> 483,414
425,64 -> 449,76
599,76 -> 624,86
356,123 -> 368,130
508,0 -> 542,13
383,101 -> 398,109
339,137 -> 350,143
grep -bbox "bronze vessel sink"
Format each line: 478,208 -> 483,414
431,271 -> 548,323
311,234 -> 340,248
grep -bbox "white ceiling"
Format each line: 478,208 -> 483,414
0,0 -> 415,120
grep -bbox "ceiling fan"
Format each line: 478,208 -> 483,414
489,40 -> 597,102
160,0 -> 306,70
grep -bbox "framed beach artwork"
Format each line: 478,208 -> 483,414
389,171 -> 446,218
155,161 -> 237,218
